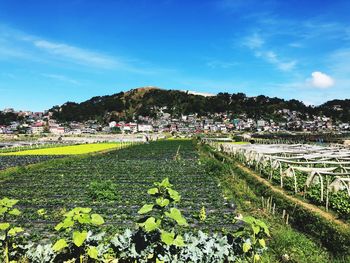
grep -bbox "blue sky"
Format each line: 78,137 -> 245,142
0,0 -> 350,111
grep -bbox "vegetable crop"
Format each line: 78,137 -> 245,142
0,140 -> 237,236
0,142 -> 130,156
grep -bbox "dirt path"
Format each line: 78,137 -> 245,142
235,162 -> 350,230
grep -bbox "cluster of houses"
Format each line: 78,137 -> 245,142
1,107 -> 349,135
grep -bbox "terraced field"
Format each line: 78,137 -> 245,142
0,140 -> 234,236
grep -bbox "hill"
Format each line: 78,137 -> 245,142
48,87 -> 350,123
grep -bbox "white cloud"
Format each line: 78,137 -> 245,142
243,33 -> 264,49
309,71 -> 335,89
277,61 -> 297,71
33,40 -> 122,69
0,25 -> 154,73
255,50 -> 297,72
42,73 -> 81,85
243,33 -> 297,72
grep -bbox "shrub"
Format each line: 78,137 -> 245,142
88,180 -> 118,201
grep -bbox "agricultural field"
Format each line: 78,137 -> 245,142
0,142 -> 128,156
229,142 -> 250,145
216,142 -> 350,221
0,156 -> 64,171
0,142 -> 75,154
0,140 -> 235,236
2,139 -> 349,262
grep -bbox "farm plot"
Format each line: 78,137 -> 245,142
213,142 -> 350,220
0,155 -> 64,171
0,142 -> 129,156
0,140 -> 235,237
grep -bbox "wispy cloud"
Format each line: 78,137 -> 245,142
0,24 -> 152,74
301,20 -> 349,41
0,42 -> 36,60
243,33 -> 297,72
42,73 -> 81,85
206,59 -> 238,69
243,33 -> 264,49
250,14 -> 350,44
34,40 -> 122,69
254,50 -> 297,71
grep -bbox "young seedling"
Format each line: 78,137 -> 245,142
199,206 -> 207,222
52,207 -> 104,262
0,197 -> 23,263
137,178 -> 188,247
37,208 -> 48,219
233,215 -> 270,262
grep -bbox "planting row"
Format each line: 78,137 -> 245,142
0,177 -> 270,262
0,142 -> 132,156
0,156 -> 64,171
0,140 -> 237,236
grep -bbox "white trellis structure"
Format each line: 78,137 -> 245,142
206,140 -> 350,211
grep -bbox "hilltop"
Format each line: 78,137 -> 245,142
47,87 -> 350,123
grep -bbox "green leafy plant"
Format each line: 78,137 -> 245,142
52,207 -> 105,262
0,197 -> 23,263
137,178 -> 187,247
199,206 -> 207,222
0,174 -> 272,262
37,208 -> 48,219
88,180 -> 118,201
232,215 -> 270,262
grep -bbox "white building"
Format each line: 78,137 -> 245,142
50,126 -> 65,135
31,125 -> 44,134
138,124 -> 153,132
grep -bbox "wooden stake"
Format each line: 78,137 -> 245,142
270,197 -> 273,213
326,176 -> 329,211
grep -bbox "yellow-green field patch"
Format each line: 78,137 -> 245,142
0,143 -> 127,155
229,141 -> 250,144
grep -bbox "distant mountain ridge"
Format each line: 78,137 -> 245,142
48,87 -> 350,123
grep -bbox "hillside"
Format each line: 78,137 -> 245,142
48,87 -> 350,123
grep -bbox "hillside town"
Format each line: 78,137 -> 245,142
1,107 -> 349,135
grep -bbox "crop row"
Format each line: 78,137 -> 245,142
0,155 -> 64,171
0,140 -> 236,237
